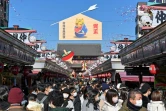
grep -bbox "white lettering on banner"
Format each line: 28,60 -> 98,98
11,32 -> 29,42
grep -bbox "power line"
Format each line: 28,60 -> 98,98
10,17 -> 134,22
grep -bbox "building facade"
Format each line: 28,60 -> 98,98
0,0 -> 9,27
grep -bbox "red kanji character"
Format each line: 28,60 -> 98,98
94,29 -> 98,34
93,24 -> 98,34
93,24 -> 98,29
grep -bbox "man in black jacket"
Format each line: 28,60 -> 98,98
139,83 -> 151,108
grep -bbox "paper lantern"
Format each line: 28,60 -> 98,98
0,63 -> 4,73
107,73 -> 112,77
149,64 -> 159,75
12,66 -> 19,75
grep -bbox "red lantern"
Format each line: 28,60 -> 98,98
0,63 -> 4,73
11,66 -> 19,75
23,68 -> 29,77
149,64 -> 159,75
107,73 -> 112,77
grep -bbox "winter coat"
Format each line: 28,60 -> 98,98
37,92 -> 48,111
147,101 -> 166,111
50,107 -> 70,111
0,101 -> 10,111
142,95 -> 150,108
119,101 -> 147,111
82,100 -> 99,111
101,101 -> 121,111
65,100 -> 74,111
26,101 -> 42,111
74,96 -> 81,111
8,105 -> 25,111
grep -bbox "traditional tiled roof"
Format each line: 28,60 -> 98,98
57,44 -> 101,56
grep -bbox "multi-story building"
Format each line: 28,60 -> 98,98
0,0 -> 9,27
149,0 -> 166,3
135,1 -> 166,38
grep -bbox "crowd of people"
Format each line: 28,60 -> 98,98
0,79 -> 166,111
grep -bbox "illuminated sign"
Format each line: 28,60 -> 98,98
59,14 -> 102,40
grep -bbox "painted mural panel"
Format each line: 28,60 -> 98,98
138,6 -> 166,28
136,4 -> 166,38
59,14 -> 102,40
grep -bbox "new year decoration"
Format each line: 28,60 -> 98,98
62,50 -> 74,64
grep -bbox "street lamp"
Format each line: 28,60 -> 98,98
29,36 -> 36,43
110,46 -> 116,52
41,45 -> 46,51
50,4 -> 98,26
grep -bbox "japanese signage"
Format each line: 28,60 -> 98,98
137,5 -> 166,38
10,32 -> 29,42
59,14 -> 102,40
0,39 -> 35,64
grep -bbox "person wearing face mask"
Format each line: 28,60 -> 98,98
99,83 -> 109,111
62,88 -> 73,111
44,83 -> 53,95
69,87 -> 81,111
119,89 -> 147,111
101,89 -> 121,111
48,90 -> 70,111
139,83 -> 151,108
82,89 -> 100,111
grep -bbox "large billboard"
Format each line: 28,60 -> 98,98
59,14 -> 102,40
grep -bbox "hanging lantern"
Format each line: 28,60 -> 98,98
11,66 -> 19,75
107,73 -> 112,77
149,64 -> 159,75
82,61 -> 87,71
0,63 -> 4,73
23,68 -> 29,77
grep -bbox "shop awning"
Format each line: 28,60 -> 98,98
119,72 -> 154,82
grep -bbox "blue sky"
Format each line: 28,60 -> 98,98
9,0 -> 148,52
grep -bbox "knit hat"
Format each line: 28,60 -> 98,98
8,88 -> 24,104
139,83 -> 151,94
62,88 -> 70,94
102,83 -> 109,92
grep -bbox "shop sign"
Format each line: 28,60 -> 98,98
0,39 -> 35,64
11,32 -> 28,42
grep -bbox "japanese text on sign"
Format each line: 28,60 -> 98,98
63,22 -> 65,39
93,24 -> 98,34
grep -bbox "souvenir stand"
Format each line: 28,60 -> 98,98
91,58 -> 113,82
0,25 -> 37,88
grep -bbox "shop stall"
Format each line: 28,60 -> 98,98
0,26 -> 37,88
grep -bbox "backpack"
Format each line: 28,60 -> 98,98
36,96 -> 47,111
